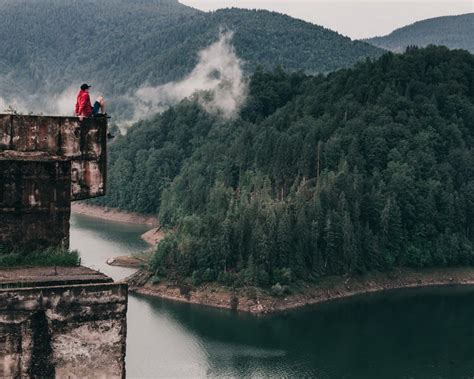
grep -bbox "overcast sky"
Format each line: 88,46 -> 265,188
180,1 -> 473,39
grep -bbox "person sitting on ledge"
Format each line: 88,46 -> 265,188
92,96 -> 107,117
75,84 -> 114,138
75,83 -> 92,121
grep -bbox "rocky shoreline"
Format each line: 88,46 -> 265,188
141,227 -> 166,246
128,267 -> 474,315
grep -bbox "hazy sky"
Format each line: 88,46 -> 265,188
180,1 -> 474,39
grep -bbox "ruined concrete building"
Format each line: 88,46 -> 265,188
0,114 -> 107,250
0,115 -> 127,377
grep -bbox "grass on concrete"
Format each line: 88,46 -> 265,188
0,246 -> 80,267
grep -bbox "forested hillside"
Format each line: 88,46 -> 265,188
97,47 -> 474,287
0,0 -> 382,118
367,13 -> 474,53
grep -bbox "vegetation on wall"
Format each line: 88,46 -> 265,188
0,246 -> 80,267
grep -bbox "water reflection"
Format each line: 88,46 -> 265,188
127,295 -> 210,377
128,287 -> 474,378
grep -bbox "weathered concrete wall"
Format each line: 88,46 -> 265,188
0,116 -> 124,376
0,282 -> 127,378
0,156 -> 71,250
0,114 -> 108,251
0,114 -> 107,200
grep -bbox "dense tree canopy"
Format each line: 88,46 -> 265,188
97,46 -> 474,288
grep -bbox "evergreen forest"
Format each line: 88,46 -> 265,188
0,0 -> 381,118
96,46 -> 474,288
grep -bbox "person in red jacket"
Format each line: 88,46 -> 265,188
75,83 -> 93,120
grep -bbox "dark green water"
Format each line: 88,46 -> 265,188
71,214 -> 474,378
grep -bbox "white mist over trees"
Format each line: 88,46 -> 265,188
133,32 -> 247,120
0,0 -> 382,119
0,33 -> 247,122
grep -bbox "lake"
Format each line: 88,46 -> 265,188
71,213 -> 474,378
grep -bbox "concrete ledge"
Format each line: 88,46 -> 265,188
0,266 -> 113,288
0,270 -> 127,378
0,114 -> 107,201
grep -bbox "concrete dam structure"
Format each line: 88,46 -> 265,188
0,114 -> 107,250
0,115 -> 127,377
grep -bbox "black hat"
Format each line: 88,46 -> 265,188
80,83 -> 92,90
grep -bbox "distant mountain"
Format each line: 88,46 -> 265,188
199,8 -> 383,74
0,0 -> 383,119
366,13 -> 474,53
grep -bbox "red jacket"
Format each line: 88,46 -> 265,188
75,90 -> 92,117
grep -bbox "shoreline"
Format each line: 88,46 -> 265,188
71,203 -> 163,266
69,204 -> 474,314
141,227 -> 166,246
128,267 -> 474,315
72,203 -> 159,226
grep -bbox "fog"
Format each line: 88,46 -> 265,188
131,31 -> 246,122
0,32 -> 247,126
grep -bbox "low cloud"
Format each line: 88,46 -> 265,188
0,86 -> 83,116
132,31 -> 247,122
0,31 -> 247,125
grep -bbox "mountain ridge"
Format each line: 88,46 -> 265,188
366,13 -> 474,53
0,0 -> 383,119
